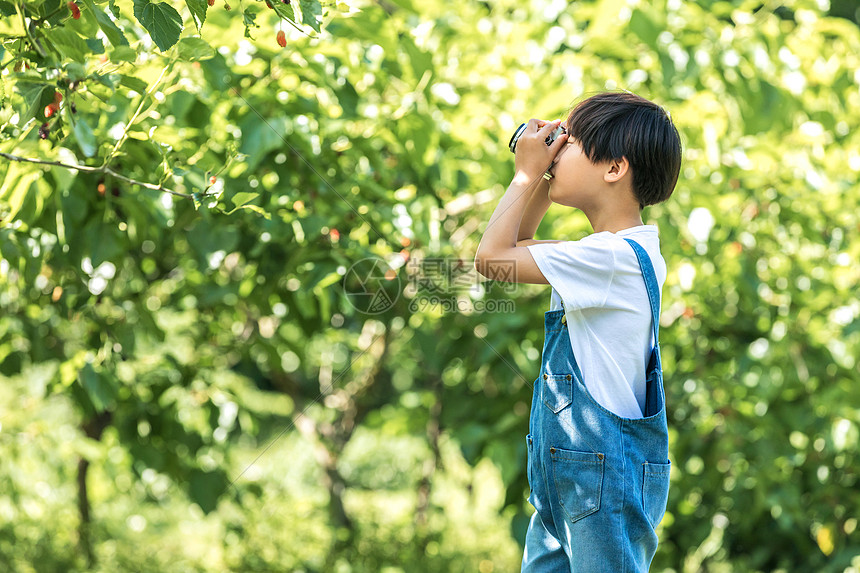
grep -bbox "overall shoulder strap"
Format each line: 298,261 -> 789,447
623,238 -> 661,348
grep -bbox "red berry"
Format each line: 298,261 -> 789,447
209,176 -> 217,185
45,105 -> 55,118
208,0 -> 214,5
39,123 -> 50,139
277,30 -> 286,47
54,91 -> 63,105
68,1 -> 81,19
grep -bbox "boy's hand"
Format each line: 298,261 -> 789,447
513,118 -> 568,183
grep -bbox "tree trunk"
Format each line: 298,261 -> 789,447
415,375 -> 443,548
78,412 -> 111,569
278,325 -> 391,570
77,457 -> 93,568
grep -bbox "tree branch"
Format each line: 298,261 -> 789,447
0,151 -> 203,199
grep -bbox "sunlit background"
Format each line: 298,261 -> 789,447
1,0 -> 859,570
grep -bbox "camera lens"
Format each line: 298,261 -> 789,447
509,123 -> 566,153
508,123 -> 528,153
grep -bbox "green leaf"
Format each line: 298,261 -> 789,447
238,115 -> 287,172
176,37 -> 215,61
80,0 -> 130,48
93,71 -> 119,89
73,116 -> 98,157
333,77 -> 359,117
185,0 -> 209,32
0,1 -> 15,17
299,0 -> 322,33
271,0 -> 297,24
485,439 -> 518,487
46,27 -> 91,62
68,0 -> 102,37
133,0 -> 184,52
79,362 -> 115,413
86,222 -> 125,267
628,8 -> 660,49
230,192 -> 260,209
109,45 -> 138,63
188,469 -> 227,513
22,84 -> 54,125
85,38 -> 106,55
399,32 -> 432,79
119,74 -> 149,94
384,0 -> 415,12
234,204 -> 271,219
187,218 -> 240,259
63,62 -> 88,83
0,164 -> 42,223
243,7 -> 260,40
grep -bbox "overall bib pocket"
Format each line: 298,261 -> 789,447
541,373 -> 573,414
642,461 -> 671,528
550,447 -> 604,523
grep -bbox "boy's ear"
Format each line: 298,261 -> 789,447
604,156 -> 630,183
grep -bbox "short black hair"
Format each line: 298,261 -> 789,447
565,91 -> 682,209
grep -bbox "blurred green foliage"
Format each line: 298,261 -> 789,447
1,0 -> 859,571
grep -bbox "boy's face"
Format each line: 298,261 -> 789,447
546,138 -> 610,209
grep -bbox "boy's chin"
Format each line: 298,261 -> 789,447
548,186 -> 575,208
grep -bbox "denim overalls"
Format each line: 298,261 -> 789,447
522,239 -> 671,573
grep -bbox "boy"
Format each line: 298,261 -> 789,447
474,92 -> 682,572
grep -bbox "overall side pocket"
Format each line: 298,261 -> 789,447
642,461 -> 671,528
526,434 -> 534,494
550,447 -> 604,523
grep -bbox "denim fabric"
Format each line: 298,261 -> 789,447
522,239 -> 671,573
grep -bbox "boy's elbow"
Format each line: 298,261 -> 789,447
474,253 -> 487,279
473,250 -> 497,279
475,251 -> 489,278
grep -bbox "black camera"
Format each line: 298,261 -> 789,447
508,122 -> 566,153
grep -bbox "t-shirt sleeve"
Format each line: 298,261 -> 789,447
526,238 -> 616,311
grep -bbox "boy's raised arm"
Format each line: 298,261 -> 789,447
515,177 -> 563,247
474,119 -> 567,284
516,168 -> 551,243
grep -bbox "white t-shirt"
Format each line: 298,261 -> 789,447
526,225 -> 667,419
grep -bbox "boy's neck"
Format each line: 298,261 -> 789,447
583,206 -> 645,234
